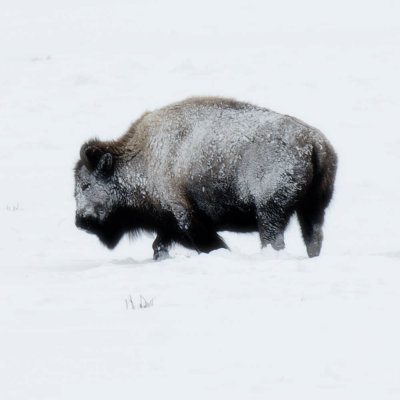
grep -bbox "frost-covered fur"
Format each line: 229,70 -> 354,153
74,97 -> 337,259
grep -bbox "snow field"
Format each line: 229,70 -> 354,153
1,0 -> 400,398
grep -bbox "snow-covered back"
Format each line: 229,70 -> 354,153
1,0 -> 400,399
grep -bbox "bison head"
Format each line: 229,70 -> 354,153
74,141 -> 124,249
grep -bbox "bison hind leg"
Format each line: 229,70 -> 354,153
297,207 -> 324,258
296,177 -> 333,257
296,163 -> 336,258
256,196 -> 295,252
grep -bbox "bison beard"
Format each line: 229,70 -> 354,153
74,97 -> 337,259
76,204 -> 229,256
75,211 -> 126,250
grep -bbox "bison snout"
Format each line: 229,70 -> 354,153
75,205 -> 106,227
94,204 -> 106,220
75,213 -> 89,229
75,212 -> 100,234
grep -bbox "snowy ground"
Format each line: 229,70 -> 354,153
1,1 -> 400,398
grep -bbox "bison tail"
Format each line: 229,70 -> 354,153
310,139 -> 338,210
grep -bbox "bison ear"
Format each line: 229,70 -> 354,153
80,143 -> 114,174
97,153 -> 113,173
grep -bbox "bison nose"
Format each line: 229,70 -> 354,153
76,210 -> 90,220
94,205 -> 105,219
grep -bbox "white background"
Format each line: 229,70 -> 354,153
1,1 -> 400,398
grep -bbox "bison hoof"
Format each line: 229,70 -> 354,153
306,241 -> 322,258
271,234 -> 285,251
153,249 -> 169,261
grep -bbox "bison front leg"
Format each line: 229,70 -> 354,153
174,208 -> 227,254
152,233 -> 172,261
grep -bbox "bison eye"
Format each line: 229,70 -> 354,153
82,183 -> 90,191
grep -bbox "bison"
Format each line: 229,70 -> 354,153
74,97 -> 337,259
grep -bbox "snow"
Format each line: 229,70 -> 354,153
1,0 -> 400,398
